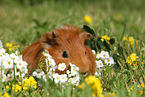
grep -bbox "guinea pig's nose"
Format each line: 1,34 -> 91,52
83,72 -> 87,75
82,72 -> 88,77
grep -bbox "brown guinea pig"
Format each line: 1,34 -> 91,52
22,25 -> 96,77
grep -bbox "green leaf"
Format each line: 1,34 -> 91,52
104,40 -> 111,51
83,25 -> 96,37
113,53 -> 120,69
33,19 -> 41,27
94,40 -> 101,50
119,24 -> 126,42
110,38 -> 115,45
117,44 -> 126,61
87,40 -> 93,49
97,37 -> 102,41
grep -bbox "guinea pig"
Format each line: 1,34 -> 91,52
22,25 -> 96,77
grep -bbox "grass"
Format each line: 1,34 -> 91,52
0,0 -> 145,97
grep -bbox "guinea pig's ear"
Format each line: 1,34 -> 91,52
80,32 -> 93,45
40,32 -> 58,49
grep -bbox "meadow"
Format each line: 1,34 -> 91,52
0,0 -> 145,97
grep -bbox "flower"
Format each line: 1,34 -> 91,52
59,74 -> 68,83
12,84 -> 22,92
2,92 -> 10,97
53,73 -> 60,83
130,85 -> 134,91
78,83 -> 85,89
2,54 -> 13,69
0,40 -> 3,48
92,50 -> 96,55
2,74 -> 7,82
123,36 -> 128,41
6,42 -> 13,48
58,63 -> 66,71
23,77 -> 37,90
32,69 -> 45,78
104,57 -> 115,66
79,75 -> 102,97
41,50 -> 80,86
96,60 -> 104,68
0,48 -> 6,56
70,63 -> 79,76
123,36 -> 138,48
101,35 -> 110,44
100,51 -> 109,59
137,90 -> 143,95
128,36 -> 134,47
6,42 -> 13,51
126,53 -> 139,69
108,92 -> 116,97
84,15 -> 92,24
140,84 -> 144,87
10,53 -> 19,63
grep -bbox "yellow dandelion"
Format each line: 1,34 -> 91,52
141,62 -> 144,65
12,84 -> 22,92
130,85 -> 134,91
85,75 -> 102,96
126,53 -> 139,69
100,94 -> 105,97
5,85 -> 10,90
6,42 -> 13,48
108,92 -> 116,97
84,15 -> 92,24
137,85 -> 140,88
140,84 -> 144,87
123,36 -> 138,48
101,35 -> 110,44
123,37 -> 128,41
8,47 -> 13,51
137,90 -> 143,95
128,36 -> 134,47
3,92 -> 10,97
78,83 -> 85,89
23,76 -> 37,90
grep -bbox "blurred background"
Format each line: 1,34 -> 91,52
0,0 -> 145,50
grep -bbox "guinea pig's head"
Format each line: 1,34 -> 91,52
40,25 -> 95,77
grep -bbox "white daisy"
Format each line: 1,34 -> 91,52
32,71 -> 38,77
94,71 -> 101,76
2,74 -> 7,82
0,48 -> 6,56
7,71 -> 14,81
60,74 -> 68,83
71,67 -> 79,76
10,53 -> 19,63
43,75 -> 47,82
49,58 -> 56,67
58,63 -> 66,71
0,40 -> 3,48
53,73 -> 60,83
36,71 -> 45,78
20,66 -> 28,74
104,57 -> 115,66
66,70 -> 70,74
2,54 -> 13,69
68,76 -> 80,85
96,53 -> 102,59
96,60 -> 104,68
92,50 -> 96,55
100,51 -> 109,59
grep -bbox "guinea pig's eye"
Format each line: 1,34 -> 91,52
85,51 -> 87,55
62,51 -> 68,58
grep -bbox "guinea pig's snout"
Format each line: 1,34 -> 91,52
81,71 -> 89,77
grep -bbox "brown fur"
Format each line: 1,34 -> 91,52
22,25 -> 96,76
